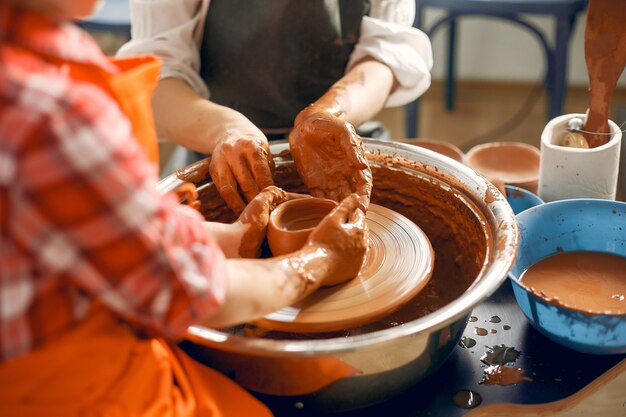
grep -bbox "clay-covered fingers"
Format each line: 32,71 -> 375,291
209,155 -> 245,214
238,186 -> 286,224
306,194 -> 368,286
239,187 -> 309,225
327,193 -> 362,224
289,111 -> 372,211
338,125 -> 372,210
209,138 -> 275,215
237,186 -> 287,259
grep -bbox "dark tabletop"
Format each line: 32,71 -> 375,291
260,280 -> 626,416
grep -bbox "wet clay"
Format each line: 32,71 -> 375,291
186,150 -> 490,338
480,365 -> 532,386
520,251 -> 626,315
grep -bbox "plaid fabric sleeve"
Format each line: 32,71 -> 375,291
13,74 -> 227,339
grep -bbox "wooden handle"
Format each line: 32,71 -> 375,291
582,0 -> 626,148
465,359 -> 626,417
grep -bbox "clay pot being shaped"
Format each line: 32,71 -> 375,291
267,198 -> 337,257
466,142 -> 540,193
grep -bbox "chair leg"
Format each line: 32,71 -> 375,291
405,4 -> 425,138
549,15 -> 575,119
445,18 -> 458,111
405,99 -> 419,138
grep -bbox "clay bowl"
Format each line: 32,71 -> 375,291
158,139 -> 519,412
399,138 -> 465,163
509,199 -> 626,354
505,185 -> 544,215
466,142 -> 540,193
267,197 -> 337,257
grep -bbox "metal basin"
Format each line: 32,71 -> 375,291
158,139 -> 519,413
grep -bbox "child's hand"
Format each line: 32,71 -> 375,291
237,186 -> 306,258
304,194 -> 368,286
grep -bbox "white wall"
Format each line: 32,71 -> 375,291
423,9 -> 626,87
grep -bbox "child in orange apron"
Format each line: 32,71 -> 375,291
0,1 -> 367,416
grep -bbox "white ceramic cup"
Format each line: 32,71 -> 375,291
538,113 -> 622,202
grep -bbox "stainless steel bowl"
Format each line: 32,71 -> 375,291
158,138 -> 519,413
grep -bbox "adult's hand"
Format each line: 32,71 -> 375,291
304,194 -> 368,286
151,78 -> 276,215
209,128 -> 276,216
289,108 -> 372,212
236,186 -> 306,258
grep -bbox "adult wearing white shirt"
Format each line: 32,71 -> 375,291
119,0 -> 432,214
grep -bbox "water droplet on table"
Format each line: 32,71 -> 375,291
452,390 -> 482,409
459,336 -> 477,348
474,327 -> 488,336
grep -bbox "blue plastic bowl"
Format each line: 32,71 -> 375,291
509,199 -> 626,354
505,185 -> 544,215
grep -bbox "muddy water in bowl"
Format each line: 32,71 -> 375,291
509,199 -> 626,354
520,251 -> 626,315
162,139 -> 518,411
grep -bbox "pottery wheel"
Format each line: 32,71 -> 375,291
254,204 -> 434,333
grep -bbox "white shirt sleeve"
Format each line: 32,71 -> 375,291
117,0 -> 211,99
117,0 -> 432,107
349,0 -> 433,107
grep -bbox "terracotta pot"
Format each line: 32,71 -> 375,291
267,197 -> 337,256
399,138 -> 465,164
466,142 -> 540,193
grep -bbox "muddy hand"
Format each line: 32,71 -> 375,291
237,186 -> 306,258
289,110 -> 372,212
209,132 -> 276,215
305,194 -> 368,286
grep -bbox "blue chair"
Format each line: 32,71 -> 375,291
77,0 -> 131,35
406,0 -> 588,138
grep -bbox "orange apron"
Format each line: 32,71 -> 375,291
0,56 -> 272,417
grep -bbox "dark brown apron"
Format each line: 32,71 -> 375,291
200,0 -> 370,134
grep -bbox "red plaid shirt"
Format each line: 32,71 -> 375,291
0,5 -> 227,361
